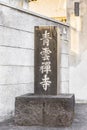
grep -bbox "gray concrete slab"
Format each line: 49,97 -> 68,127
0,104 -> 87,130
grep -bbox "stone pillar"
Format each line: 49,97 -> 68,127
34,26 -> 57,95
15,26 -> 75,127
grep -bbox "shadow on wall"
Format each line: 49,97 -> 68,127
70,51 -> 81,67
70,50 -> 87,101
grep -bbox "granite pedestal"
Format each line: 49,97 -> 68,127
15,94 -> 75,127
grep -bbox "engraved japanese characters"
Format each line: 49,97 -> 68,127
40,30 -> 52,91
35,26 -> 57,95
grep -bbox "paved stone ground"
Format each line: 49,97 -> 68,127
0,104 -> 87,130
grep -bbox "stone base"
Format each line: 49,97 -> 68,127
15,94 -> 75,127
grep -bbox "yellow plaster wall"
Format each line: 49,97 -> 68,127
29,0 -> 67,18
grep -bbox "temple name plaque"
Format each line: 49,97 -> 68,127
34,26 -> 57,95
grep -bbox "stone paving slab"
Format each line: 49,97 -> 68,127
0,104 -> 87,130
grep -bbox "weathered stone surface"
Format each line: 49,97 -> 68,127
15,94 -> 75,127
44,97 -> 74,126
15,95 -> 43,126
34,26 -> 57,95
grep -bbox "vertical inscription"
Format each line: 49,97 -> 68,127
35,26 -> 57,95
40,30 -> 52,91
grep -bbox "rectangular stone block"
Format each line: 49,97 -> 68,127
34,26 -> 57,95
44,95 -> 74,126
0,66 -> 34,84
60,40 -> 69,54
15,94 -> 75,127
15,95 -> 43,126
60,68 -> 69,81
60,81 -> 69,93
0,26 -> 34,49
60,54 -> 69,68
0,47 -> 34,66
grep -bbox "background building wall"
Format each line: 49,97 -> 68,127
1,0 -> 87,102
29,0 -> 67,18
0,0 -> 67,22
0,2 -> 69,121
67,0 -> 87,102
0,0 -> 29,9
